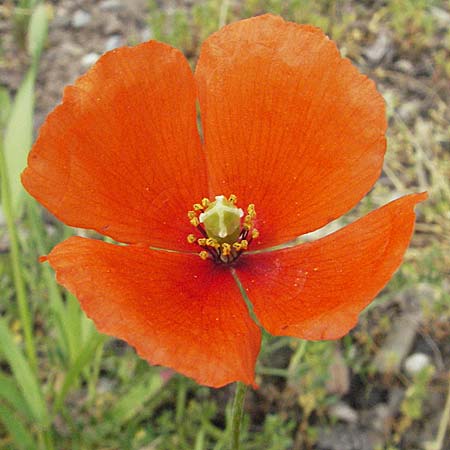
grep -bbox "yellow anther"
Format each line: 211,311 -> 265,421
190,217 -> 200,227
232,242 -> 242,251
221,243 -> 231,256
206,237 -> 220,248
187,197 -> 259,264
228,194 -> 237,204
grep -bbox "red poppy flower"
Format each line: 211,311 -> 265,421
22,15 -> 426,388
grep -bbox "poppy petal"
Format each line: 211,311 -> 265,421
235,193 -> 426,340
46,237 -> 261,388
22,42 -> 207,251
196,14 -> 387,249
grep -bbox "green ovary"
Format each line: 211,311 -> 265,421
199,195 -> 243,244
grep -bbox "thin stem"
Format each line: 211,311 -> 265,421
175,377 -> 187,425
288,339 -> 307,378
87,341 -> 104,408
256,366 -> 289,378
428,372 -> 450,450
0,136 -> 37,372
218,0 -> 229,28
230,382 -> 247,450
175,376 -> 187,444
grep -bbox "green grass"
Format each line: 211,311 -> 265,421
0,0 -> 449,448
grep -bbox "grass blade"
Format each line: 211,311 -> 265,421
0,403 -> 37,450
0,372 -> 33,420
0,87 -> 11,125
53,332 -> 107,413
3,67 -> 35,213
1,130 -> 37,375
27,3 -> 49,62
0,319 -> 49,427
109,371 -> 165,425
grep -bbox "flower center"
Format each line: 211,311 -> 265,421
187,195 -> 259,264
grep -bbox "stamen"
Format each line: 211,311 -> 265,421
232,242 -> 242,251
206,237 -> 220,249
228,194 -> 237,204
186,194 -> 259,265
190,217 -> 200,227
221,243 -> 231,256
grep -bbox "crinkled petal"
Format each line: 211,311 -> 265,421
196,14 -> 387,249
45,237 -> 261,388
235,193 -> 426,339
22,42 -> 207,250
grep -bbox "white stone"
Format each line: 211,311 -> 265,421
104,35 -> 122,52
141,27 -> 153,41
404,353 -> 432,376
99,0 -> 122,11
72,10 -> 91,28
81,52 -> 100,67
328,402 -> 358,424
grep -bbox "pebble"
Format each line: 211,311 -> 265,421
398,100 -> 421,122
374,296 -> 423,374
431,6 -> 450,27
81,52 -> 100,67
103,16 -> 122,35
104,35 -> 123,52
394,59 -> 414,74
141,27 -> 153,42
404,353 -> 432,376
60,41 -> 84,57
72,10 -> 92,28
326,346 -> 350,395
99,0 -> 122,11
364,29 -> 392,64
329,402 -> 358,424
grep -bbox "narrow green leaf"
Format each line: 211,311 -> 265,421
53,332 -> 107,412
0,319 -> 49,427
0,87 -> 11,126
19,0 -> 38,9
3,67 -> 35,213
0,403 -> 37,450
27,3 -> 49,62
64,294 -> 86,364
26,200 -> 72,361
0,372 -> 33,420
109,372 -> 164,425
